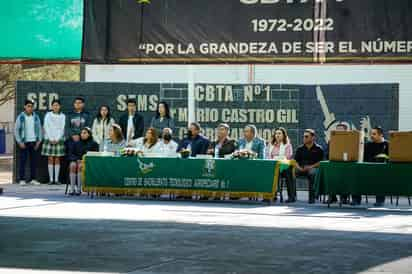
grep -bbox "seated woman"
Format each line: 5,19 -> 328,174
68,127 -> 99,196
102,124 -> 126,154
267,127 -> 293,160
266,127 -> 296,203
133,127 -> 161,154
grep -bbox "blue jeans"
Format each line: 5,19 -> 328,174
19,142 -> 37,181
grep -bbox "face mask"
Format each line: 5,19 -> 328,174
163,134 -> 172,141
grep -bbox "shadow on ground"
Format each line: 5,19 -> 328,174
0,216 -> 412,274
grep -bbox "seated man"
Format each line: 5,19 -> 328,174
294,129 -> 324,204
207,123 -> 237,158
351,126 -> 389,207
237,125 -> 265,159
177,122 -> 210,157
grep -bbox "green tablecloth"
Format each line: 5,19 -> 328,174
315,161 -> 412,196
84,156 -> 285,199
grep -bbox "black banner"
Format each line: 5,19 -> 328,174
82,0 -> 412,64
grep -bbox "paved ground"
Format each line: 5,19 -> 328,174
0,183 -> 412,274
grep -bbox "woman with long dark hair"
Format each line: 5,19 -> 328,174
267,127 -> 296,203
150,101 -> 175,134
92,105 -> 115,149
267,127 -> 293,160
134,127 -> 161,154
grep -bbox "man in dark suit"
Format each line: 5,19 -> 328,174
118,99 -> 144,145
207,123 -> 237,158
177,122 -> 210,157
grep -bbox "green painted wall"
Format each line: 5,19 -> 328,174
0,0 -> 83,59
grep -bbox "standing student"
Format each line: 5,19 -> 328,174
66,97 -> 92,141
42,99 -> 66,184
68,127 -> 98,195
150,101 -> 175,135
92,105 -> 115,150
14,99 -> 43,185
119,99 -> 144,145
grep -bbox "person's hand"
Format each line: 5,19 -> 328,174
303,166 -> 313,172
34,141 -> 41,151
19,143 -> 26,149
207,148 -> 214,154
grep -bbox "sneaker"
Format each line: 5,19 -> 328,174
19,180 -> 26,185
30,180 -> 41,185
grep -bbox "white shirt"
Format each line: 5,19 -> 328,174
278,143 -> 286,158
245,140 -> 253,151
44,112 -> 66,142
92,117 -> 114,145
133,137 -> 161,154
159,140 -> 178,155
24,114 -> 36,142
127,115 -> 135,142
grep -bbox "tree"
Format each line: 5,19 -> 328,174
0,64 -> 80,107
0,64 -> 22,106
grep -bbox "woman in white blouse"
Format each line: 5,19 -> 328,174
41,99 -> 66,184
92,105 -> 115,149
133,127 -> 161,154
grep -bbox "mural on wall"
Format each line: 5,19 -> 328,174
301,84 -> 399,148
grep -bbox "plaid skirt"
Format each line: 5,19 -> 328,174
41,139 -> 65,157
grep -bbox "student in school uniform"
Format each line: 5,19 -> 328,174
42,99 -> 66,184
67,127 -> 98,195
92,105 -> 115,150
14,99 -> 43,185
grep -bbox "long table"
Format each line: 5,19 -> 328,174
84,156 -> 292,200
315,161 -> 412,198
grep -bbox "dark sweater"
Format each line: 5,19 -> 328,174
208,138 -> 238,158
364,141 -> 389,163
118,113 -> 144,140
66,138 -> 99,161
65,139 -> 80,161
66,110 -> 92,138
177,134 -> 210,157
